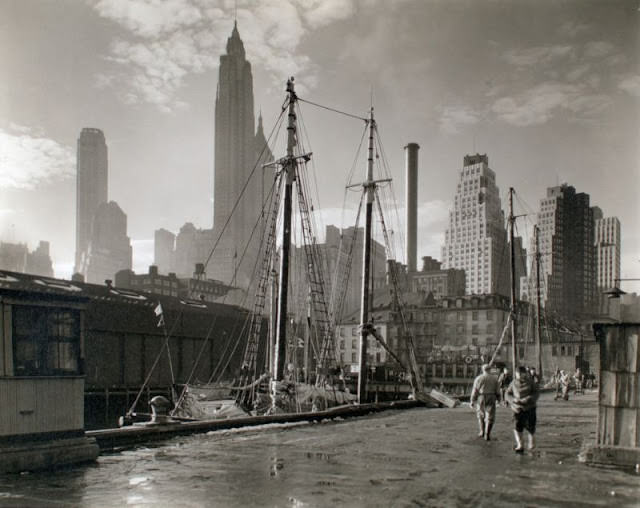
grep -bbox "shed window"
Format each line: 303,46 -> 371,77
13,306 -> 82,376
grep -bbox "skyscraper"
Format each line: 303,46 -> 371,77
80,201 -> 132,284
536,184 -> 597,319
593,207 -> 621,290
75,128 -> 108,274
212,22 -> 273,289
441,154 -> 509,296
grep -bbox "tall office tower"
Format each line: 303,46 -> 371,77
441,154 -> 509,296
75,128 -> 108,274
592,207 -> 621,290
536,184 -> 597,319
154,228 -> 176,274
212,22 -> 273,289
81,201 -> 132,284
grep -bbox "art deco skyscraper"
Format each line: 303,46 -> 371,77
441,154 -> 509,296
212,22 -> 273,288
75,128 -> 108,273
536,184 -> 597,319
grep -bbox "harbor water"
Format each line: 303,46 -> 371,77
0,392 -> 638,507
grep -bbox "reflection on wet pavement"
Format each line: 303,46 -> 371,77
0,392 -> 638,507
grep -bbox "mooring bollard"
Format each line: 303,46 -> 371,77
149,395 -> 172,424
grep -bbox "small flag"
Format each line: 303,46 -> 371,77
154,303 -> 164,327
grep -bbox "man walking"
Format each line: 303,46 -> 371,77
506,365 -> 539,453
470,364 -> 500,441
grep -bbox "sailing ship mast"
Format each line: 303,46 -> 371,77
534,224 -> 543,379
508,187 -> 518,372
357,107 -> 376,404
273,77 -> 305,390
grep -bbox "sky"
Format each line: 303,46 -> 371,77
1,0 -> 639,291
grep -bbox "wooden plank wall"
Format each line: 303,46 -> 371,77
0,378 -> 84,437
597,325 -> 640,448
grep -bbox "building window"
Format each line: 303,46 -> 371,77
13,306 -> 82,376
351,352 -> 357,363
472,311 -> 478,321
486,310 -> 493,320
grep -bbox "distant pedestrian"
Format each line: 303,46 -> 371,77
560,370 -> 571,400
470,364 -> 500,441
498,367 -> 512,406
553,367 -> 562,400
574,368 -> 584,395
506,365 -> 539,453
529,367 -> 540,386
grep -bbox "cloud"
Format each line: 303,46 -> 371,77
491,82 -> 611,127
0,125 -> 75,189
298,0 -> 355,27
94,0 -> 204,38
503,45 -> 573,67
91,0 -> 360,111
439,106 -> 481,135
583,41 -> 615,59
619,75 -> 640,97
557,21 -> 590,38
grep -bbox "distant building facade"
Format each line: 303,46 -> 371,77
173,223 -> 215,280
115,264 -> 232,303
154,228 -> 176,275
592,208 -> 621,290
26,241 -> 54,277
291,225 -> 387,319
0,241 -> 53,277
75,128 -> 108,273
80,201 -> 132,284
211,22 -> 274,288
536,184 -> 597,319
409,256 -> 466,298
441,154 -> 509,297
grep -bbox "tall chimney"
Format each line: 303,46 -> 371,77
405,143 -> 419,273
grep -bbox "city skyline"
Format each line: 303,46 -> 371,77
1,0 -> 638,292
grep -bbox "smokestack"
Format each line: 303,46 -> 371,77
405,142 -> 419,273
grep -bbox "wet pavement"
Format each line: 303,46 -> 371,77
0,391 -> 638,507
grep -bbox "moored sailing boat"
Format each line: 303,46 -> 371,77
120,76 -> 436,428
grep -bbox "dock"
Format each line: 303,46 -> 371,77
87,399 -> 422,452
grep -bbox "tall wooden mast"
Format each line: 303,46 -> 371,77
357,107 -> 376,404
273,78 -> 298,385
508,187 -> 518,372
534,225 -> 543,379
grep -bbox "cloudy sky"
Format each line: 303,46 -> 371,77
1,0 -> 639,290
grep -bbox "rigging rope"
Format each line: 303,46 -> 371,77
298,96 -> 368,123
